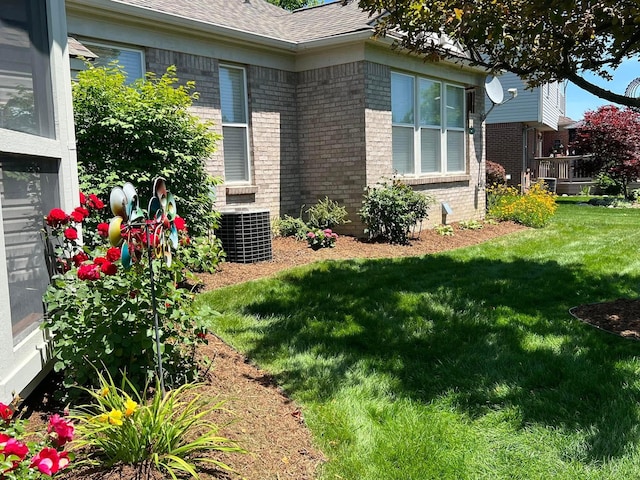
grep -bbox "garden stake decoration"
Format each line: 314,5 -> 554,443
108,178 -> 180,393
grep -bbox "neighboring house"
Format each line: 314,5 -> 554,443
0,0 -> 79,403
65,0 -> 490,235
485,71 -> 573,186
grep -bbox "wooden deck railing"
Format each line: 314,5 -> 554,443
532,155 -> 592,182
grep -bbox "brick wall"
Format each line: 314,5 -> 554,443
247,66 -> 299,216
297,61 -> 368,235
145,49 -> 488,235
486,122 -> 524,185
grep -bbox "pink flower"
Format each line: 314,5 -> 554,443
306,232 -> 316,239
46,208 -> 69,227
97,222 -> 109,238
47,414 -> 74,447
323,229 -> 333,235
30,447 -> 70,475
77,263 -> 100,281
63,227 -> 78,241
100,261 -> 118,276
106,247 -> 121,262
0,402 -> 12,421
0,433 -> 29,473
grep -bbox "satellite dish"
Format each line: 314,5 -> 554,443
485,75 -> 504,104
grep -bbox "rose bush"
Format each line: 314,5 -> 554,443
42,193 -> 209,396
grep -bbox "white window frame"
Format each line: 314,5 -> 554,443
391,72 -> 466,176
72,40 -> 145,83
219,64 -> 251,184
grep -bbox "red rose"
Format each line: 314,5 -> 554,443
63,227 -> 78,241
97,223 -> 109,238
174,216 -> 187,231
46,208 -> 69,227
88,194 -> 105,210
70,209 -> 85,223
106,247 -> 121,262
79,191 -> 86,206
93,256 -> 107,266
72,252 -> 90,267
101,261 -> 118,276
77,264 -> 100,281
0,402 -> 13,421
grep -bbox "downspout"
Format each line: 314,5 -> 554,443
522,125 -> 536,190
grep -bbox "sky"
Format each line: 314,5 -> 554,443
565,59 -> 640,120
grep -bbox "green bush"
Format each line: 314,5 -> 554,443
178,235 -> 225,274
594,172 -> 622,196
273,214 -> 308,240
73,63 -> 221,237
359,180 -> 434,245
305,197 -> 350,230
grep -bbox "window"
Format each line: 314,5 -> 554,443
0,154 -> 60,344
0,0 -> 54,138
219,65 -> 250,183
392,72 -> 466,175
76,41 -> 144,83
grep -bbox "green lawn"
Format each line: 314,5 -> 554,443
195,201 -> 640,479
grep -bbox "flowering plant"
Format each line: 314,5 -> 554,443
0,401 -> 73,478
306,228 -> 338,250
42,191 -> 209,395
70,371 -> 244,478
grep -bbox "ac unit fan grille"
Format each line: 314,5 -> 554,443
218,210 -> 272,263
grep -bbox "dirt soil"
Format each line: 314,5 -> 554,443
30,220 -> 632,480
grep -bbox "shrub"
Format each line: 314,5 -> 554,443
594,172 -> 622,196
73,63 -> 221,237
306,228 -> 338,249
273,215 -> 308,240
70,371 -> 245,479
487,180 -> 557,227
305,197 -> 350,230
486,160 -> 507,186
42,193 -> 208,394
359,180 -> 434,245
176,233 -> 225,275
0,399 -> 73,478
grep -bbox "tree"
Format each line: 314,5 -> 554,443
267,0 -> 321,10
354,0 -> 640,108
73,64 -> 220,237
573,105 -> 640,198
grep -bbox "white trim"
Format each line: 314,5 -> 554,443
219,64 -> 252,184
391,71 -> 467,177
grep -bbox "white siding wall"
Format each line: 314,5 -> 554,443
0,1 -> 79,404
484,72 -> 566,130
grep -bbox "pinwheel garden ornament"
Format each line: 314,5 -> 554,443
108,177 -> 180,392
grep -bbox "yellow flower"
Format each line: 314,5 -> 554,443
107,409 -> 123,426
124,398 -> 138,417
100,387 -> 109,397
96,413 -> 108,423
